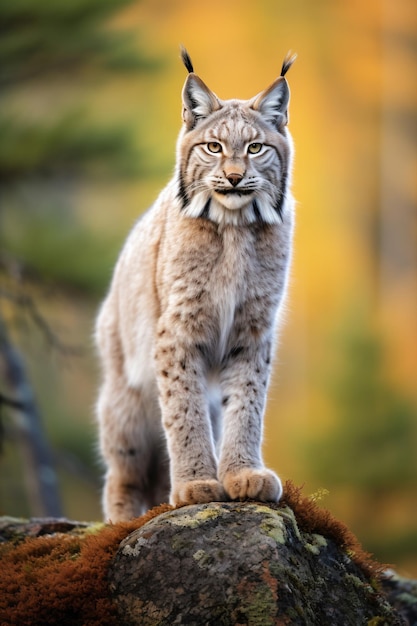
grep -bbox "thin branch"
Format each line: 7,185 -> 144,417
0,287 -> 83,357
0,392 -> 25,411
3,419 -> 100,489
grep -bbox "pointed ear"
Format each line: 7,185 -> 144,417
251,77 -> 290,128
182,74 -> 220,130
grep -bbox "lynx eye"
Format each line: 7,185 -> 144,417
207,142 -> 222,153
247,142 -> 263,154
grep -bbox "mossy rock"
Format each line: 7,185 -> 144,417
0,483 -> 413,625
109,501 -> 403,625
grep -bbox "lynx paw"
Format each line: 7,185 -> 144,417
223,468 -> 283,502
171,479 -> 226,506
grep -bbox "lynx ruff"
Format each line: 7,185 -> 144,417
95,49 -> 296,521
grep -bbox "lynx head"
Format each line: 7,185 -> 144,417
176,47 -> 296,226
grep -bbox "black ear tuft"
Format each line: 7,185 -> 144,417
180,46 -> 194,73
281,52 -> 297,77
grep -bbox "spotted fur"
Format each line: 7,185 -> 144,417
95,49 -> 296,521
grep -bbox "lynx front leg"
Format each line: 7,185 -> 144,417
155,336 -> 224,506
218,343 -> 283,503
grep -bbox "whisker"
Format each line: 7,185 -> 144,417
185,180 -> 209,194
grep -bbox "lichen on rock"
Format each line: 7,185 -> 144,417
108,501 -> 404,625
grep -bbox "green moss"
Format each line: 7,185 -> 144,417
346,573 -> 368,589
170,534 -> 190,551
249,504 -> 278,516
305,533 -> 328,555
235,582 -> 277,626
279,506 -> 302,541
312,533 -> 327,548
167,505 -> 223,529
304,543 -> 320,555
78,522 -> 106,536
168,513 -> 201,529
396,592 -> 417,607
193,549 -> 215,569
0,516 -> 27,524
194,507 -> 224,522
260,516 -> 286,544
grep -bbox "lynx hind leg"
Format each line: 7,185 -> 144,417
97,381 -> 169,522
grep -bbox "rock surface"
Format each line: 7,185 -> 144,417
109,501 -> 404,625
381,570 -> 417,625
1,486 -> 416,626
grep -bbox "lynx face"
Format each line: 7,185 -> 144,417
177,54 -> 294,226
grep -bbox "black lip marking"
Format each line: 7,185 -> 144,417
215,188 -> 253,196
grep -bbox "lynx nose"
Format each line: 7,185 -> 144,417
226,173 -> 243,187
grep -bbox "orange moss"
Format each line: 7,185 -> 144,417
281,480 -> 386,580
0,503 -> 173,626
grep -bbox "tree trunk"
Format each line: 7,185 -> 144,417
0,315 -> 62,516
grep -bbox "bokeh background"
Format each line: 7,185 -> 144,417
1,0 -> 416,576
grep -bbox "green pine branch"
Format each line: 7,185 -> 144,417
0,0 -> 156,87
0,111 -> 140,182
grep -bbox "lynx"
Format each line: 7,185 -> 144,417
95,49 -> 296,521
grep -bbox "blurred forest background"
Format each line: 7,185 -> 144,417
0,0 -> 416,576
